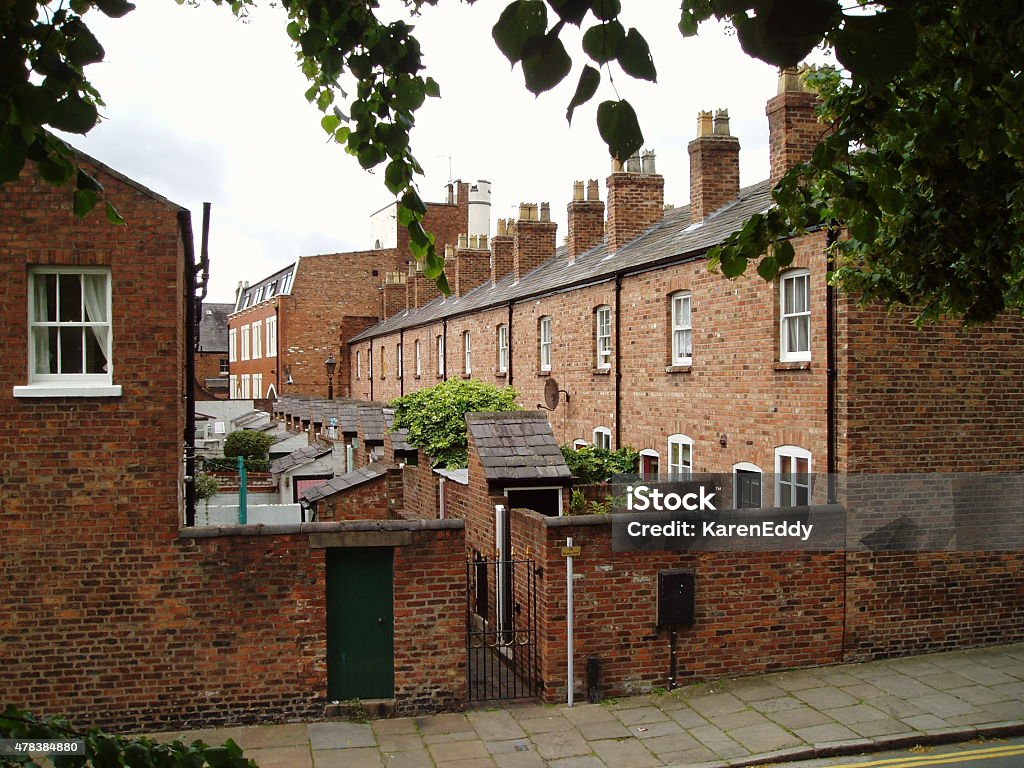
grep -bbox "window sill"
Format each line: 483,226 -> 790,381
665,365 -> 692,374
537,370 -> 551,377
774,361 -> 812,371
461,373 -> 472,379
592,367 -> 611,376
495,371 -> 508,379
413,374 -> 421,380
14,383 -> 123,398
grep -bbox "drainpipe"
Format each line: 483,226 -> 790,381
506,301 -> 514,387
566,535 -> 575,707
179,208 -> 197,527
400,329 -> 405,397
442,318 -> 448,381
614,273 -> 623,449
826,226 -> 838,504
370,343 -> 374,402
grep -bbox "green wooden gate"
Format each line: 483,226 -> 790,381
326,548 -> 394,700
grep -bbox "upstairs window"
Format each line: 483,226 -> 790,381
228,328 -> 237,363
240,325 -> 250,361
265,316 -> 277,358
593,426 -> 612,450
356,351 -> 362,380
415,339 -> 422,376
497,324 -> 509,374
463,331 -> 472,375
437,335 -> 445,376
397,343 -> 403,379
595,305 -> 612,369
671,291 -> 692,366
251,320 -> 262,359
539,316 -> 552,372
780,269 -> 811,361
23,269 -> 115,391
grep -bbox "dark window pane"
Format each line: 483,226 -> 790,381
59,327 -> 84,373
85,328 -> 106,373
35,275 -> 58,322
59,274 -> 82,322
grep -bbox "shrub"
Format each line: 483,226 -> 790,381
223,430 -> 275,460
560,445 -> 639,484
194,473 -> 221,504
391,379 -> 519,468
204,457 -> 271,473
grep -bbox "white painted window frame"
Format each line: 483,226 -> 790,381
464,331 -> 472,375
732,461 -> 763,509
593,426 -> 612,450
415,339 -> 422,376
497,324 -> 509,373
539,316 -> 552,372
252,320 -> 262,359
780,269 -> 811,362
240,324 -> 250,361
774,445 -> 813,507
265,316 -> 277,358
595,305 -> 612,369
667,433 -> 694,479
671,291 -> 693,366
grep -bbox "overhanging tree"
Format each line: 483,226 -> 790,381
3,1 -> 1021,321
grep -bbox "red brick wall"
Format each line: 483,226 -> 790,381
229,299 -> 279,397
316,470 -> 403,522
513,217 -> 557,281
567,197 -> 604,261
688,134 -> 740,221
766,89 -> 822,187
606,171 -> 664,252
454,246 -> 490,297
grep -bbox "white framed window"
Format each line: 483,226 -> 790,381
254,287 -> 264,303
415,339 -> 422,376
266,281 -> 277,298
667,434 -> 693,479
240,325 -> 250,361
356,350 -> 362,380
241,373 -> 251,399
539,316 -> 552,371
437,335 -> 445,376
397,343 -> 403,379
497,324 -> 509,373
733,462 -> 763,509
464,331 -> 472,375
572,439 -> 588,449
593,426 -> 612,450
253,372 -> 263,398
229,374 -> 238,399
595,305 -> 612,369
780,269 -> 811,361
16,268 -> 121,397
265,316 -> 277,358
639,449 -> 660,478
671,291 -> 692,366
252,320 -> 263,359
219,358 -> 229,375
379,346 -> 387,378
228,328 -> 237,363
369,347 -> 374,378
775,446 -> 812,507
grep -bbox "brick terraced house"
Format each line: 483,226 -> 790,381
227,179 -> 491,401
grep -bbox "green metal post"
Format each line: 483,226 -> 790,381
238,455 -> 248,525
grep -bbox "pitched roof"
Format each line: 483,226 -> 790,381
383,408 -> 415,453
269,441 -> 332,474
197,302 -> 232,352
467,411 -> 571,485
300,461 -> 391,503
350,180 -> 772,342
357,405 -> 387,444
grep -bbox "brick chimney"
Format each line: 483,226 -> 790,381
567,179 -> 604,264
606,151 -> 664,253
766,67 -> 823,187
491,219 -> 515,286
380,271 -> 407,317
407,260 -> 443,308
453,235 -> 491,297
513,203 -> 557,283
688,109 -> 740,222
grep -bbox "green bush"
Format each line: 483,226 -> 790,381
204,457 -> 271,473
223,430 -> 275,460
560,445 -> 639,484
391,379 -> 519,468
194,473 -> 221,502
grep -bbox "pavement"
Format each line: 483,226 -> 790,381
153,643 -> 1024,768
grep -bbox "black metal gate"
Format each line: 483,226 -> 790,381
466,558 -> 539,701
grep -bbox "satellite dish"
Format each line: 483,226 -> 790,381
544,378 -> 561,410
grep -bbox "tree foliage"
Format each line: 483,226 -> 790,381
0,704 -> 256,768
4,0 -> 1023,320
390,379 -> 519,468
222,429 -> 275,460
560,444 -> 638,484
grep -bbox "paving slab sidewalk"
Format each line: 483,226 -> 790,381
157,643 -> 1024,768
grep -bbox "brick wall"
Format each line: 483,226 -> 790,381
567,181 -> 605,262
688,132 -> 740,221
606,171 -> 664,253
316,469 -> 404,522
766,86 -> 823,187
513,215 -> 557,282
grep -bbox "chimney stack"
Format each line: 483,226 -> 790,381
453,235 -> 491,297
606,151 -> 665,253
491,219 -> 515,286
688,108 -> 740,222
567,179 -> 604,263
513,202 -> 557,282
407,259 -> 443,308
380,271 -> 408,318
767,66 -> 824,187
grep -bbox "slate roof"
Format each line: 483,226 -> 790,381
300,461 -> 391,503
234,263 -> 295,313
351,180 -> 772,342
269,441 -> 332,474
467,411 -> 572,484
197,302 -> 232,352
233,410 -> 271,428
383,408 -> 415,453
357,405 -> 387,444
434,467 -> 469,485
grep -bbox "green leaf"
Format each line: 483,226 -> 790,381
522,34 -> 572,95
434,271 -> 451,296
73,188 -> 98,217
49,96 -> 99,134
401,189 -> 427,216
719,254 -> 748,278
566,65 -> 600,124
835,10 -> 917,81
286,21 -> 302,41
423,77 -> 440,98
321,114 -> 341,134
591,0 -> 621,21
596,99 -> 643,162
385,159 -> 410,194
105,201 -> 126,225
66,24 -> 106,66
773,239 -> 796,267
13,83 -> 57,125
0,130 -> 28,184
38,154 -> 74,185
95,0 -> 135,17
678,8 -> 699,37
617,27 -> 656,82
756,256 -> 779,281
492,0 -> 548,64
548,0 -> 590,25
582,20 -> 625,64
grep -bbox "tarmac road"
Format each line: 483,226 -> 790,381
769,737 -> 1024,768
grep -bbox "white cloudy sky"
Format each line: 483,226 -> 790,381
70,1 -> 789,304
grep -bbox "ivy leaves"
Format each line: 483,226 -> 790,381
492,0 -> 656,162
0,0 -> 134,221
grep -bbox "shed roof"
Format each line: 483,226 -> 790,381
466,411 -> 571,485
269,441 -> 332,474
301,461 -> 391,503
